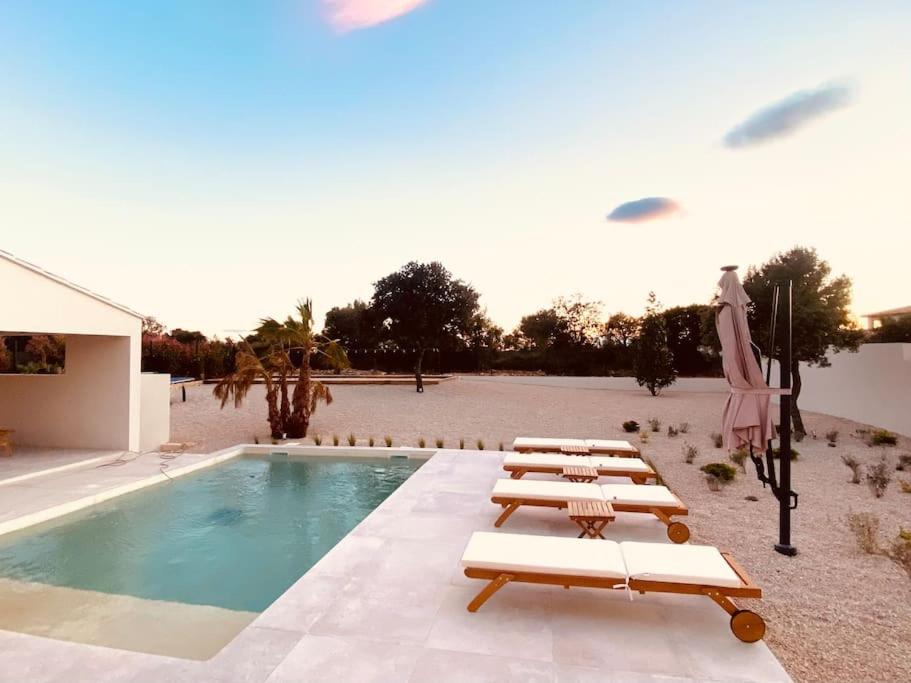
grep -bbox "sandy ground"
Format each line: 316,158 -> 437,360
171,376 -> 911,683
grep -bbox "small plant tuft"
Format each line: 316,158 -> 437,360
476,438 -> 485,451
869,429 -> 898,447
825,429 -> 839,447
849,512 -> 881,554
666,425 -> 679,438
745,495 -> 759,502
710,432 -> 723,449
418,437 -> 426,448
866,455 -> 892,498
498,442 -> 504,451
772,447 -> 799,461
898,479 -> 911,494
332,434 -> 340,446
368,436 -> 375,447
682,442 -> 698,464
253,435 -> 260,445
678,422 -> 690,434
435,438 -> 444,448
895,454 -> 911,471
313,434 -> 323,446
648,418 -> 661,433
700,462 -> 737,481
729,448 -> 748,472
384,435 -> 393,447
639,431 -> 650,444
459,437 -> 465,449
347,433 -> 357,447
841,454 -> 862,484
622,420 -> 640,433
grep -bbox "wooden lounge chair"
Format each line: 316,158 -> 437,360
502,452 -> 657,484
512,436 -> 640,457
491,478 -> 690,543
461,531 -> 765,642
0,428 -> 13,457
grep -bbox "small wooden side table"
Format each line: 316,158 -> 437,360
561,465 -> 599,483
567,499 -> 615,539
560,444 -> 590,456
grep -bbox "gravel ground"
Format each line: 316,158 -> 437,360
171,376 -> 911,683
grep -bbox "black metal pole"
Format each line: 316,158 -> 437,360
775,279 -> 797,556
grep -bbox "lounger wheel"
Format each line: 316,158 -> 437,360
666,522 -> 690,544
730,609 -> 765,643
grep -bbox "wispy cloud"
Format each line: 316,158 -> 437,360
606,197 -> 681,223
723,82 -> 854,149
321,0 -> 428,33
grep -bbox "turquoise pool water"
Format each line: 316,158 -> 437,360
0,454 -> 422,612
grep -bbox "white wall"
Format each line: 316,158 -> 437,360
0,335 -> 134,449
140,373 -> 170,451
773,343 -> 911,437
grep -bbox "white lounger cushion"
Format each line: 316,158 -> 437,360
601,484 -> 681,507
585,439 -> 638,454
503,452 -> 595,469
492,478 -> 602,502
588,456 -> 652,472
461,532 -> 627,579
512,437 -> 586,451
620,541 -> 742,588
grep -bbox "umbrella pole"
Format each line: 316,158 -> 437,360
775,279 -> 797,556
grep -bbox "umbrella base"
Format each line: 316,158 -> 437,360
774,543 -> 797,557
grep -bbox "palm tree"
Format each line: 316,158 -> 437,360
213,300 -> 348,439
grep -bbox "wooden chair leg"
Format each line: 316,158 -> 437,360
467,573 -> 514,612
494,501 -> 522,527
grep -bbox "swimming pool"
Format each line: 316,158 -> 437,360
0,453 -> 423,657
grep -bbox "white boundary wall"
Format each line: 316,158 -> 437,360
774,343 -> 911,437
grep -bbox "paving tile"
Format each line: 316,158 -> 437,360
266,634 -> 422,683
409,648 -> 555,683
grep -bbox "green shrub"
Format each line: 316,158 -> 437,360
435,438 -> 444,448
418,437 -> 426,448
313,434 -> 323,446
870,429 -> 898,446
700,462 -> 737,481
384,435 -> 393,447
772,447 -> 799,461
622,420 -> 640,433
648,418 -> 661,433
711,432 -> 723,449
347,433 -> 357,447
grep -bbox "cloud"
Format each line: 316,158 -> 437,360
606,197 -> 681,223
723,82 -> 853,149
321,0 -> 428,33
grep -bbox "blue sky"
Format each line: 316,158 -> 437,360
2,1 -> 909,335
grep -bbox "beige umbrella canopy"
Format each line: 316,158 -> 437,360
715,269 -> 775,452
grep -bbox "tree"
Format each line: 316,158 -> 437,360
743,247 -> 862,435
662,304 -> 717,376
553,295 -> 603,347
603,313 -> 639,348
371,262 -> 480,392
213,300 -> 348,438
0,337 -> 11,373
323,299 -> 383,352
515,308 -> 566,351
634,292 -> 677,395
142,316 -> 165,337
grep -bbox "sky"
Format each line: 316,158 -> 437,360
1,1 -> 909,337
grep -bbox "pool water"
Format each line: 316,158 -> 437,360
0,454 -> 422,613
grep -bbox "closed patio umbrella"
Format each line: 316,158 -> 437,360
715,268 -> 775,452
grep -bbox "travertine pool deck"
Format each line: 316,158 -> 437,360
0,447 -> 791,682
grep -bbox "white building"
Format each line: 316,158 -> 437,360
0,250 -> 169,452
